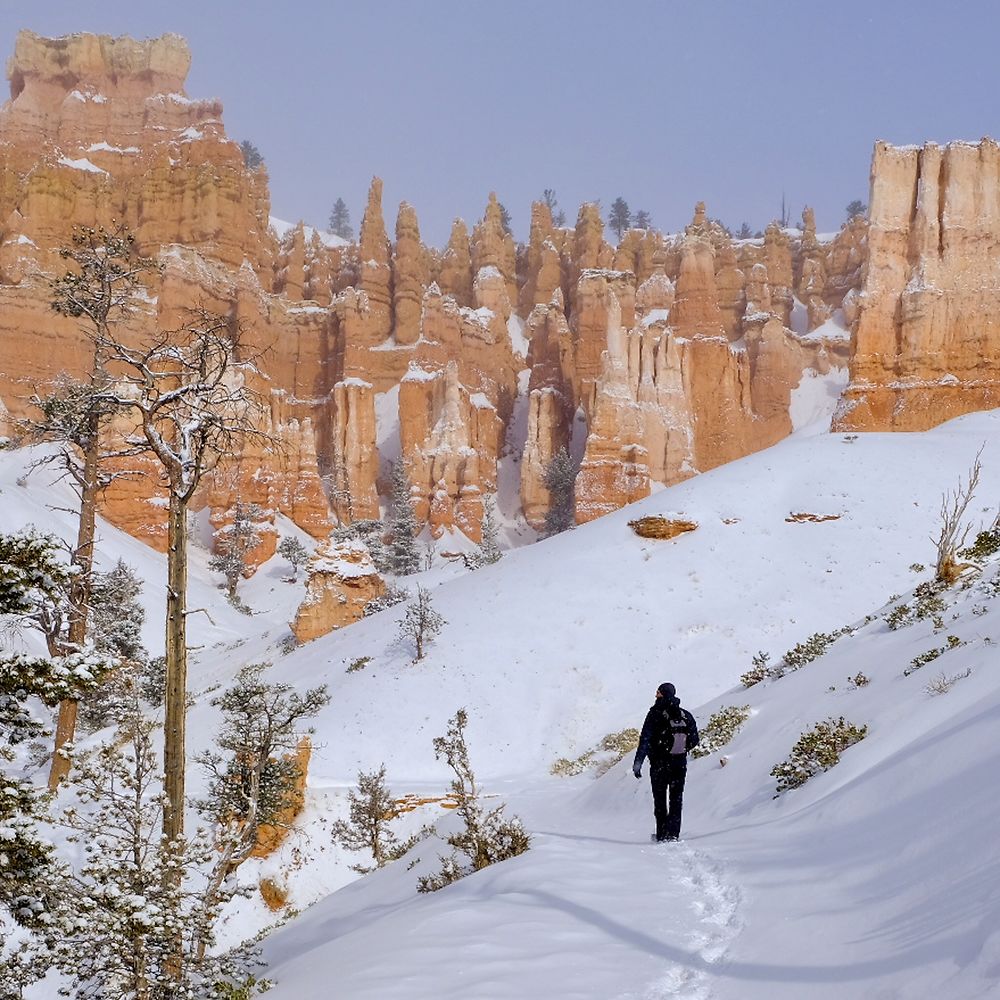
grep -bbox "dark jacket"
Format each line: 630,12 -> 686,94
634,702 -> 699,770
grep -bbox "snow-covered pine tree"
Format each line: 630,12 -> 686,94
209,500 -> 267,601
78,558 -> 149,730
328,197 -> 354,240
385,460 -> 421,576
543,447 -> 578,537
32,702 -> 267,999
332,765 -> 415,873
332,518 -> 390,575
277,535 -> 309,582
0,531 -> 108,931
398,586 -> 445,663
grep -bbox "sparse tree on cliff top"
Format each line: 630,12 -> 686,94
239,139 -> 264,169
845,199 -> 867,221
277,535 -> 309,582
398,586 -> 445,663
332,765 -> 413,874
328,197 -> 354,240
632,209 -> 653,231
607,197 -> 631,241
542,189 -> 567,228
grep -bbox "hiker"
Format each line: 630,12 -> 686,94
633,682 -> 699,842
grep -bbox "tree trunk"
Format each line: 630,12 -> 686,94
163,493 -> 189,845
48,415 -> 100,790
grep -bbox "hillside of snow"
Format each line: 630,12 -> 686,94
4,408 -> 1000,999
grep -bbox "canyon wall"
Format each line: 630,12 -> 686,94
5,29 -> 955,559
834,139 -> 1000,431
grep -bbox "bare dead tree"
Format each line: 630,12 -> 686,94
933,448 -> 983,584
94,310 -> 268,846
24,225 -> 158,789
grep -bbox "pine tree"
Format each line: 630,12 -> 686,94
239,139 -> 264,169
542,447 -> 578,537
78,559 -> 149,731
328,197 -> 354,240
209,500 -> 266,601
607,197 -> 631,240
845,199 -> 867,221
385,461 -> 421,576
398,586 -> 445,662
542,189 -> 567,227
332,765 -> 415,874
277,535 -> 309,582
0,531 -> 108,930
632,209 -> 653,230
498,201 -> 513,236
32,224 -> 157,788
465,496 -> 503,569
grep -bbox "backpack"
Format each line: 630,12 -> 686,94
655,709 -> 689,755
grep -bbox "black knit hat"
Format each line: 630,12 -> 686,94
657,682 -> 676,699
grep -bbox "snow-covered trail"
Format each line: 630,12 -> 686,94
263,777 -> 744,1000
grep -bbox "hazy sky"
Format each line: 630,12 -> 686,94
3,1 -> 998,246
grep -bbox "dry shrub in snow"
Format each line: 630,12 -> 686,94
771,717 -> 868,793
924,668 -> 973,696
550,728 -> 640,777
418,710 -> 530,892
691,705 -> 750,759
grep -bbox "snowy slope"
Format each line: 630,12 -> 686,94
5,409 -> 1000,999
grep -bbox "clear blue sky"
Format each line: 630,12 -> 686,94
3,1 -> 998,246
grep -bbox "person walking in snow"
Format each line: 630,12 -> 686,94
633,682 -> 699,842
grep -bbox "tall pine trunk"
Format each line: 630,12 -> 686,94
48,412 -> 100,789
163,492 -> 189,845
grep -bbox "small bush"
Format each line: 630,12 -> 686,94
550,728 -> 640,776
771,717 -> 868,793
885,604 -> 911,630
347,655 -> 371,673
782,628 -> 850,671
847,672 -> 871,688
278,633 -> 299,656
691,705 -> 750,759
924,668 -> 972,696
740,650 -> 771,687
959,524 -> 1000,562
909,563 -> 926,573
904,636 -> 964,676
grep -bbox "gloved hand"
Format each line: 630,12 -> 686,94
633,763 -> 642,779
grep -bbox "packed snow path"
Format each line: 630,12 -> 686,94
263,778 -> 743,1000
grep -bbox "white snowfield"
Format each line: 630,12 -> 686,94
4,406 -> 1000,999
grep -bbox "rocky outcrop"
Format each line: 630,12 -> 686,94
291,539 -> 385,643
392,202 -> 429,345
836,139 -> 1000,431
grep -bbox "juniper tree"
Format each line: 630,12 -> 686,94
332,765 -> 414,874
209,500 -> 266,601
385,460 -> 421,576
29,224 -> 156,788
328,197 -> 354,240
607,197 -> 631,240
417,709 -> 530,892
542,447 -> 578,537
0,531 -> 108,930
398,586 -> 445,663
277,535 -> 309,582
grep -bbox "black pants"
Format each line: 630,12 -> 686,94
649,757 -> 687,840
